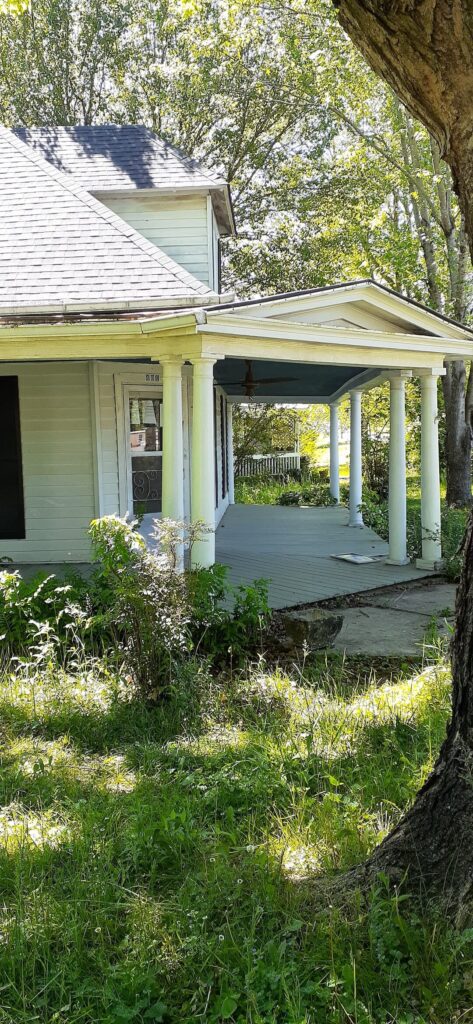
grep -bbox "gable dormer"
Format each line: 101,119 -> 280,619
13,125 -> 234,293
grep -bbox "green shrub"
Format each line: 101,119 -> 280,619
89,516 -> 192,698
361,490 -> 468,579
0,517 -> 271,693
277,483 -> 336,507
188,562 -> 269,665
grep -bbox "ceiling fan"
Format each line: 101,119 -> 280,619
224,360 -> 298,399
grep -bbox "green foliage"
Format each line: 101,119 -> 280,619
187,561 -> 270,665
361,488 -> 468,579
362,438 -> 390,500
89,516 -> 193,698
0,517 -> 270,694
0,644 -> 470,1022
233,404 -> 325,470
278,483 -> 336,507
236,475 -> 337,507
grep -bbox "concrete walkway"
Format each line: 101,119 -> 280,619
333,581 -> 456,657
216,504 -> 431,610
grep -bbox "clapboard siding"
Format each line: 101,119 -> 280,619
0,362 -> 95,562
100,195 -> 211,286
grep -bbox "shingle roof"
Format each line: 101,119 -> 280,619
0,127 -> 215,313
13,124 -> 226,193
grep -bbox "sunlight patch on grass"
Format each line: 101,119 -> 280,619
168,723 -> 249,755
279,840 -> 322,880
0,803 -> 73,853
1,664 -> 127,720
345,664 -> 450,726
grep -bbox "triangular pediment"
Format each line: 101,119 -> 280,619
213,280 -> 472,341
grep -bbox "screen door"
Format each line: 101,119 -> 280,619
127,393 -> 163,516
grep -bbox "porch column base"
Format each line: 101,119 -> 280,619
415,557 -> 444,571
386,556 -> 411,566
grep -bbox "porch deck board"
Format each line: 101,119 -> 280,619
215,505 -> 431,609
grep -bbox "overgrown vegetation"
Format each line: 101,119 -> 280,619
0,638 -> 471,1022
0,516 -> 270,698
235,473 -> 342,508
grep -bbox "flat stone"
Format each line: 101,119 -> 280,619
281,608 -> 343,650
361,582 -> 456,617
333,606 -> 441,657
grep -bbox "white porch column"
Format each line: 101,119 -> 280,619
417,369 -> 444,570
161,357 -> 184,567
190,357 -> 216,568
329,402 -> 341,503
227,402 -> 235,504
348,389 -> 363,527
387,372 -> 410,565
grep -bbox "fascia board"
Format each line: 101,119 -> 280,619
197,314 -> 473,356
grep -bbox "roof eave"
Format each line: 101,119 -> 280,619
0,294 -> 219,317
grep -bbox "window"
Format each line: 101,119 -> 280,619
0,377 -> 25,539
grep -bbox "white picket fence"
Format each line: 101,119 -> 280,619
236,453 -> 301,478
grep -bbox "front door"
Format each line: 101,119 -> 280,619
126,390 -> 163,534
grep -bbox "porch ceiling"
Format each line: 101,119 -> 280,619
214,357 -> 376,402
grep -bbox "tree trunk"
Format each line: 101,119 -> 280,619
335,0 -> 473,257
346,511 -> 471,922
443,362 -> 472,507
333,0 -> 473,917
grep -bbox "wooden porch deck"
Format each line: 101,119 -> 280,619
215,504 -> 431,609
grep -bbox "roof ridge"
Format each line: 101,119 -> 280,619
1,127 -> 213,297
13,123 -> 227,189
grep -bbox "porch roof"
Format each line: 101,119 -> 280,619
0,281 -> 472,399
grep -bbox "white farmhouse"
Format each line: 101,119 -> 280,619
0,124 -> 471,586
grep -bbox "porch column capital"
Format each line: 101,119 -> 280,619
417,367 -> 446,381
159,355 -> 184,368
190,356 -> 217,375
387,370 -> 412,387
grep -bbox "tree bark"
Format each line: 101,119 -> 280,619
443,362 -> 472,506
350,511 -> 473,922
335,0 -> 473,256
334,0 -> 473,916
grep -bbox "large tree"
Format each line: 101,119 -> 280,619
330,0 -> 473,919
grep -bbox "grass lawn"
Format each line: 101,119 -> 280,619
1,650 -> 472,1023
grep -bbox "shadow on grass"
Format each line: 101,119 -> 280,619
0,657 -> 458,1024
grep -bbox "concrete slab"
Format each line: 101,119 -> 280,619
333,605 -> 445,657
358,582 -> 456,617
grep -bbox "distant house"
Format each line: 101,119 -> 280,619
0,124 -> 471,571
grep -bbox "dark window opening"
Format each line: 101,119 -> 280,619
214,388 -> 218,508
220,395 -> 227,498
0,376 -> 25,539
